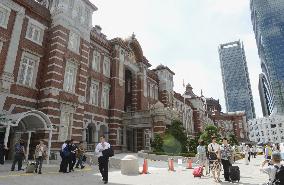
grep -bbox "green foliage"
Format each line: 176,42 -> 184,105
165,120 -> 188,153
162,134 -> 182,154
199,125 -> 221,146
188,133 -> 201,154
228,134 -> 239,146
151,134 -> 164,152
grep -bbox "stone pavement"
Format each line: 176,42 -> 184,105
0,155 -> 271,185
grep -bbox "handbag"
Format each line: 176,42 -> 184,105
208,144 -> 218,160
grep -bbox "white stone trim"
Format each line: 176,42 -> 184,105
25,16 -> 47,46
51,42 -> 66,48
50,48 -> 65,55
0,3 -> 11,29
44,79 -> 62,84
53,29 -> 68,36
38,106 -> 60,111
17,51 -> 41,89
48,63 -> 63,69
3,6 -> 25,76
49,56 -> 63,61
0,41 -> 3,54
51,36 -> 67,42
47,71 -> 62,76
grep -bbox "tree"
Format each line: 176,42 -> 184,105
228,134 -> 239,146
151,134 -> 164,152
165,120 -> 188,153
199,125 -> 222,146
188,133 -> 201,154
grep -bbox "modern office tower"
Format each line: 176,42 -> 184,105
251,0 -> 284,114
259,73 -> 274,116
219,41 -> 256,120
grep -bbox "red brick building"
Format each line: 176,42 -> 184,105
206,98 -> 249,141
0,0 -> 224,160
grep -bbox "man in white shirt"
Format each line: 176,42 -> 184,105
95,135 -> 110,184
260,152 -> 283,184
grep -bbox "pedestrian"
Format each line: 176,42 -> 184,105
95,135 -> 111,184
248,145 -> 252,162
208,136 -> 221,183
220,137 -> 233,182
75,141 -> 85,169
244,145 -> 250,165
197,140 -> 207,175
252,145 -> 257,158
260,151 -> 284,185
34,140 -> 47,174
0,140 -> 8,165
59,140 -> 71,173
11,139 -> 26,171
274,143 -> 280,152
69,139 -> 77,172
265,144 -> 273,160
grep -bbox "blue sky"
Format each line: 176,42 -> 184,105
90,0 -> 262,117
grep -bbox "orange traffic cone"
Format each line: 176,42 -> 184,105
141,159 -> 149,174
186,158 -> 193,169
168,158 -> 175,171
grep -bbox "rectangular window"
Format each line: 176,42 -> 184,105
0,5 -> 10,29
101,85 -> 110,109
26,23 -> 43,45
103,57 -> 110,77
90,80 -> 99,106
92,51 -> 100,72
17,52 -> 40,88
63,61 -> 77,93
68,31 -> 80,53
59,111 -> 73,141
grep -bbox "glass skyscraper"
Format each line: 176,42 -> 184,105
251,0 -> 284,115
219,41 -> 256,120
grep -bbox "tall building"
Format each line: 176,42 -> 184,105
259,73 -> 274,116
219,41 -> 256,120
251,0 -> 284,114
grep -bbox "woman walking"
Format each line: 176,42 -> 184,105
197,140 -> 207,175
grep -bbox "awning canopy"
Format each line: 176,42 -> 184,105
0,110 -> 51,131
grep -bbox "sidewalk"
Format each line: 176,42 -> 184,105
0,155 -> 271,185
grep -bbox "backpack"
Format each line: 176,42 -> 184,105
274,165 -> 284,185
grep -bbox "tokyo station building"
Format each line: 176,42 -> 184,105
0,0 -> 248,160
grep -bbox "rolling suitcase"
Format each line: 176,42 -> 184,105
229,166 -> 240,182
26,161 -> 36,173
193,166 -> 203,178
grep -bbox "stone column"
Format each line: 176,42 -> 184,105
4,124 -> 10,147
26,131 -> 32,161
122,126 -> 127,152
0,9 -> 25,92
94,130 -> 99,143
47,128 -> 53,165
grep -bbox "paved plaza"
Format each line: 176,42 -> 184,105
0,155 -> 271,185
